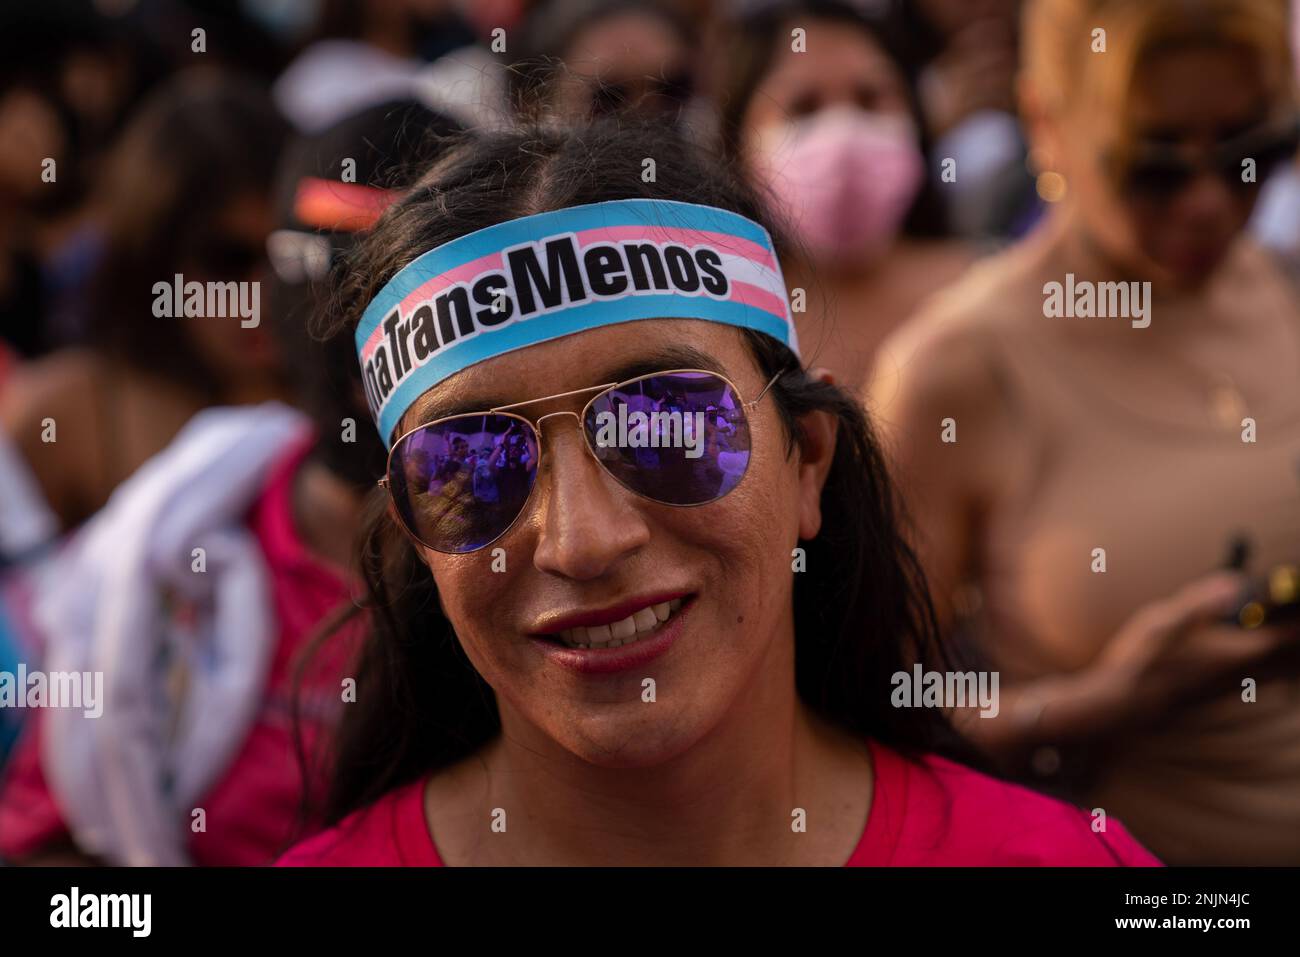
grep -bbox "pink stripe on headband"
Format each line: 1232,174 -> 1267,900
574,226 -> 779,272
354,199 -> 798,445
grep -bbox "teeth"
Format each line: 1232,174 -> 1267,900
556,598 -> 688,649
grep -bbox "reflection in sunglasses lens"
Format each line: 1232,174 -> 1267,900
387,373 -> 759,552
584,372 -> 751,506
389,414 -> 538,553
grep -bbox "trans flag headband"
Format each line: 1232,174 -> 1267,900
355,198 -> 799,447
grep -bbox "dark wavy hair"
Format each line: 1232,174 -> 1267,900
708,0 -> 950,238
86,70 -> 287,397
303,118 -> 975,827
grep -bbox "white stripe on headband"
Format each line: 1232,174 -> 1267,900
354,198 -> 798,447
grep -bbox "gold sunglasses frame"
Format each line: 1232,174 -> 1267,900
379,366 -> 785,553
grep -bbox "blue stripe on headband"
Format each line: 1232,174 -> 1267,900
355,198 -> 797,446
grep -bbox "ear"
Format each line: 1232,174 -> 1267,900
794,367 -> 838,541
1017,74 -> 1063,177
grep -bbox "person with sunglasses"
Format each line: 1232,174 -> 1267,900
868,0 -> 1300,864
276,119 -> 1159,867
508,0 -> 697,127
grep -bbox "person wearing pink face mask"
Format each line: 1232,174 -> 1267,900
710,0 -> 975,391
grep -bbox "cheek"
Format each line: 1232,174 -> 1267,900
423,549 -> 517,681
660,436 -> 805,627
1129,196 -> 1249,275
421,449 -> 804,660
1124,206 -> 1170,249
1066,160 -> 1154,262
703,455 -> 800,562
738,96 -> 780,157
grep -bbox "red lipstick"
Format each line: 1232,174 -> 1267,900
528,594 -> 694,676
530,591 -> 693,635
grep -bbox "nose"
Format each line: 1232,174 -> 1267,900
1172,169 -> 1239,224
531,412 -> 651,580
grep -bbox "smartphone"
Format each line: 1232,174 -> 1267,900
1230,564 -> 1300,629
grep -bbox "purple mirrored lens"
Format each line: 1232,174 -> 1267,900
389,414 -> 538,553
583,372 -> 751,505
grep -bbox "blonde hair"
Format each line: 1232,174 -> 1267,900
1023,0 -> 1296,121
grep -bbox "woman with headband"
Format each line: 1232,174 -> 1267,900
278,121 -> 1158,866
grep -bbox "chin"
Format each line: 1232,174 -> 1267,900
1152,241 -> 1234,284
1161,261 -> 1222,291
557,711 -> 706,769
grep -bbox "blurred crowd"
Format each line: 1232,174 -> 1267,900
1,0 -> 1299,866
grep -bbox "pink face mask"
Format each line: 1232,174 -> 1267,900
750,106 -> 925,266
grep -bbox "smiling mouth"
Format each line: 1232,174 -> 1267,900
545,597 -> 687,650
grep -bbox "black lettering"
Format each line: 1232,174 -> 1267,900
664,246 -> 700,292
695,248 -> 728,296
382,311 -> 406,377
624,243 -> 669,291
507,237 -> 587,315
364,360 -> 382,412
435,286 -> 475,347
472,273 -> 514,325
411,305 -> 437,360
395,319 -> 412,372
374,345 -> 394,396
583,245 -> 628,296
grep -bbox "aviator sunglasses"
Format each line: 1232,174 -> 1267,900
1105,114 -> 1300,203
380,367 -> 784,554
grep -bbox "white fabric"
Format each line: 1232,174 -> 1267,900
0,431 -> 59,560
274,40 -> 428,134
1251,165 -> 1300,260
412,44 -> 510,132
36,402 -> 311,866
929,109 -> 1027,238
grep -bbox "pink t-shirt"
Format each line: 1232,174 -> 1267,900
187,436 -> 363,864
277,738 -> 1162,866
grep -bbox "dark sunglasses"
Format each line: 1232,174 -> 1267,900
380,367 -> 783,554
1105,115 -> 1300,203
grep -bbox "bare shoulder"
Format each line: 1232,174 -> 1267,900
0,349 -> 201,523
865,289 -> 1008,441
0,347 -> 104,430
866,237 -> 1048,434
0,350 -> 113,525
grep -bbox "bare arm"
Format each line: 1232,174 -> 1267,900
0,349 -> 99,531
867,326 -> 1299,774
866,327 -> 1144,766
